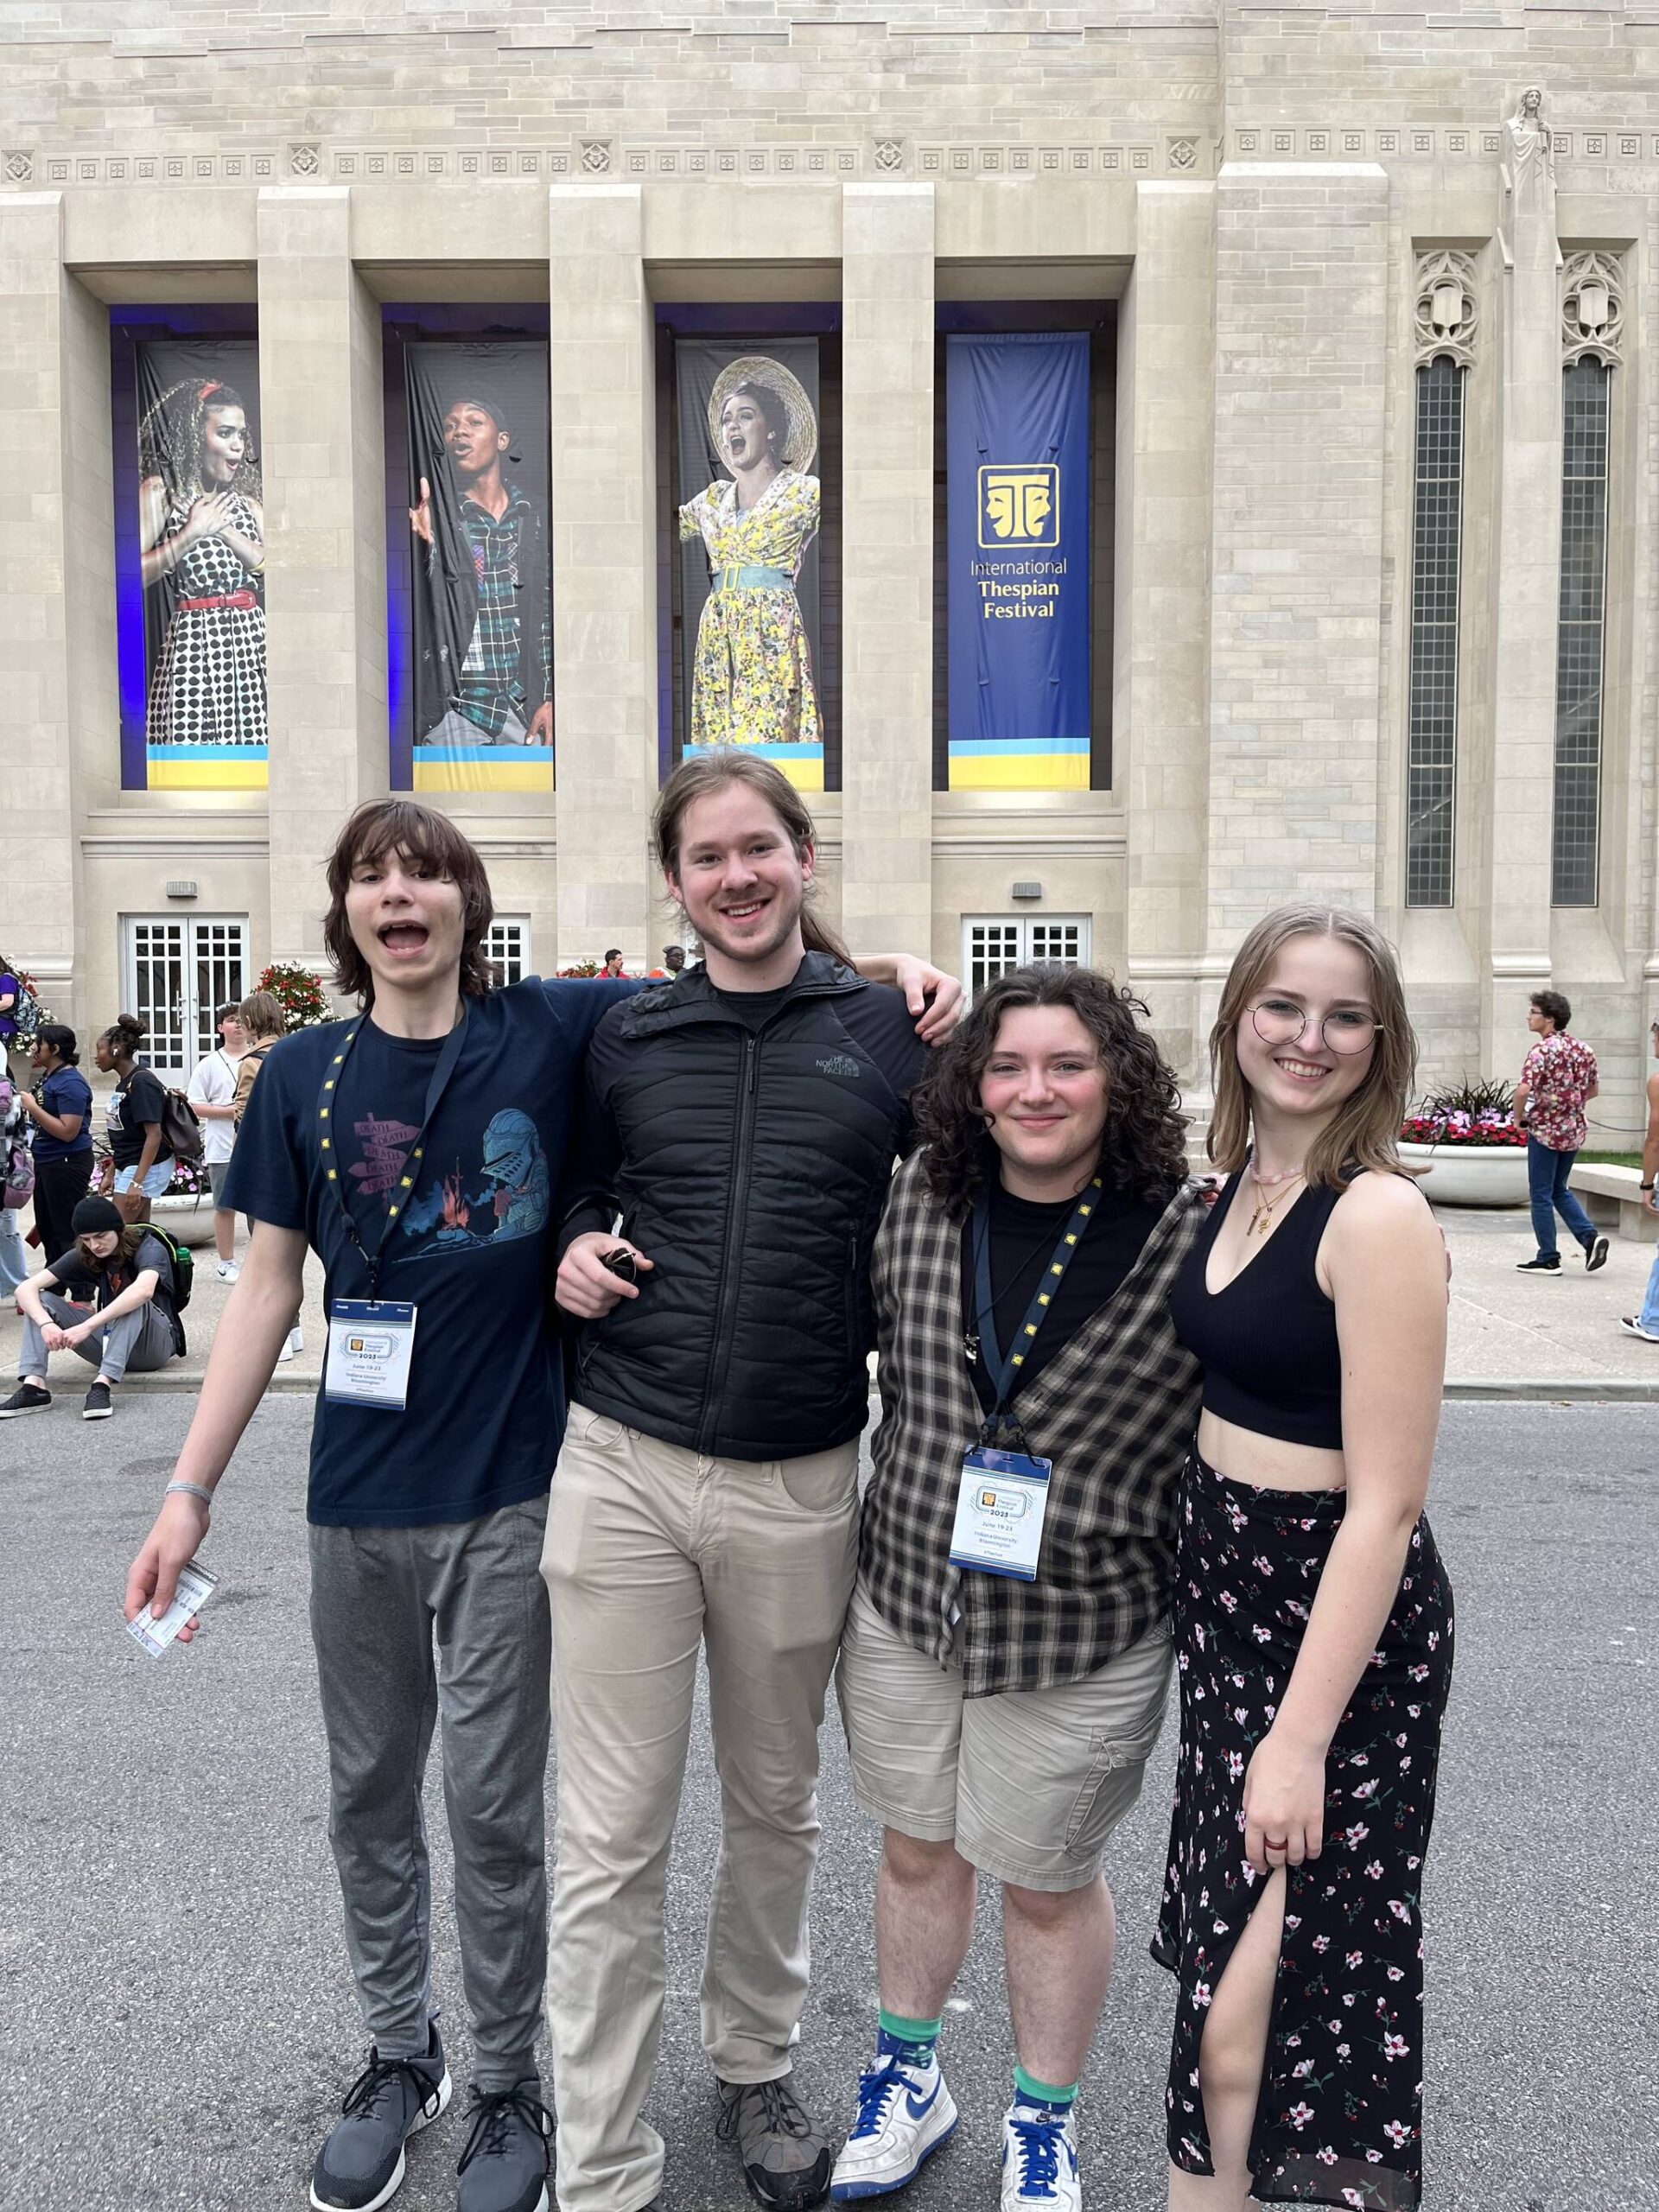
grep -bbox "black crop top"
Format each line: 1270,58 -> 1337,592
1166,1170 -> 1346,1450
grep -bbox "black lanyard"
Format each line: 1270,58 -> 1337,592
318,1005 -> 469,1301
970,1176 -> 1103,1431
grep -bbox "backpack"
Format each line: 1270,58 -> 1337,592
140,1226 -> 192,1357
159,1087 -> 204,1164
3,972 -> 41,1043
0,1078 -> 33,1210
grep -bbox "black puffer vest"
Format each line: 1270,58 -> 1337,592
570,956 -> 920,1460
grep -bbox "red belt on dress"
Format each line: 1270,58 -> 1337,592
178,591 -> 258,611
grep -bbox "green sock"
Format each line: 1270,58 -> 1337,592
878,2008 -> 942,2054
1013,2064 -> 1077,2110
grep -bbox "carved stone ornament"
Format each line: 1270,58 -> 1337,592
1561,250 -> 1624,367
1414,249 -> 1479,368
874,137 -> 905,172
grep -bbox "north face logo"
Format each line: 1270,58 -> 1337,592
816,1053 -> 861,1079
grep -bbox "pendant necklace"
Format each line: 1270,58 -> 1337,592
1246,1163 -> 1305,1238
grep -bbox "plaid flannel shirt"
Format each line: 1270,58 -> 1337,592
455,487 -> 552,737
860,1151 -> 1207,1698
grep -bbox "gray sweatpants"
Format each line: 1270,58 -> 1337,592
308,1497 -> 552,2089
19,1291 -> 177,1382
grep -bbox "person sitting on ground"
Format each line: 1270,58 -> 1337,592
2,1192 -> 183,1421
93,1014 -> 173,1224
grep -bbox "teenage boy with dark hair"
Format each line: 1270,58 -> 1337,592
545,751 -> 962,2212
124,793 -> 956,2212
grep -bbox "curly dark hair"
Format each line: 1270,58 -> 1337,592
913,963 -> 1189,1218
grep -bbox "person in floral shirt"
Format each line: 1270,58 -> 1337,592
1513,989 -> 1608,1276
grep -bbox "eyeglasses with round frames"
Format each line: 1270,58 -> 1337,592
1249,999 -> 1382,1058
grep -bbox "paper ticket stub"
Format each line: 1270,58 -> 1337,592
127,1558 -> 218,1658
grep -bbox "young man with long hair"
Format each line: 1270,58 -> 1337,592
546,751 -> 960,2212
829,966 -> 1206,2212
123,791 -> 953,2212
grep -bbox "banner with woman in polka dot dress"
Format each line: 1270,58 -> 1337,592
137,343 -> 268,791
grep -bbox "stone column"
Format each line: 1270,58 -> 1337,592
1119,181 -> 1216,1082
257,187 -> 387,974
1481,128 -> 1563,1062
839,182 -> 935,957
0,194 -> 117,1039
548,182 -> 658,968
1204,162 -> 1390,1005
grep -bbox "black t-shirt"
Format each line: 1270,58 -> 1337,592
220,980 -> 639,1529
962,1177 -> 1173,1415
107,1065 -> 171,1170
48,1231 -> 177,1324
706,979 -> 798,1033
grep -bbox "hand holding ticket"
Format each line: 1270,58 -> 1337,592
127,1558 -> 217,1657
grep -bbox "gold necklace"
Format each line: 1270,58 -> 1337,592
1246,1170 -> 1305,1237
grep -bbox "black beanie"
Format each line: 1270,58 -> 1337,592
71,1195 -> 125,1237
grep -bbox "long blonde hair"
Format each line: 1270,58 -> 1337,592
1207,904 -> 1417,1190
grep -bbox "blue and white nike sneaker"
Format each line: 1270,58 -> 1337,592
1000,2101 -> 1082,2212
829,2041 -> 957,2200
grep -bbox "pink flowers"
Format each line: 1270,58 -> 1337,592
1382,2032 -> 1409,2059
1287,2101 -> 1315,2131
1384,2120 -> 1414,2147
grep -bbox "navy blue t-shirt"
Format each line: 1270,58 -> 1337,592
32,1066 -> 94,1161
221,978 -> 639,1529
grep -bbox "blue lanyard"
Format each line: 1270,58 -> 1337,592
970,1176 -> 1103,1419
317,1005 -> 469,1300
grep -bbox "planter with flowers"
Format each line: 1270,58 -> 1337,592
1399,1079 -> 1529,1207
257,962 -> 333,1032
151,1154 -> 219,1248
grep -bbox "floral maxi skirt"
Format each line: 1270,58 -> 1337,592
1153,1453 -> 1453,2210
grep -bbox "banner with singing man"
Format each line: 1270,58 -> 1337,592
946,333 -> 1090,791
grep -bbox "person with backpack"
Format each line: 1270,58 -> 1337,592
15,1025 -> 94,1260
188,1001 -> 249,1281
93,1014 -> 174,1224
2,1192 -> 184,1419
232,989 -> 302,1360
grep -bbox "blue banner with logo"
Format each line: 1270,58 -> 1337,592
947,334 -> 1090,790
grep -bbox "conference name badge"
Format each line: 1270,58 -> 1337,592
948,1445 -> 1052,1583
325,1298 -> 417,1413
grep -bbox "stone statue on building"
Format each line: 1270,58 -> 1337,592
1499,86 -> 1560,270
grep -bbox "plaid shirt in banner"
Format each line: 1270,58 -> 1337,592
861,1151 -> 1207,1698
455,486 -> 553,738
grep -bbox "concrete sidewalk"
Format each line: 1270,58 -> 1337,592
4,1200 -> 1659,1405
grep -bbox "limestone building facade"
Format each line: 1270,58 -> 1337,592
2,1 -> 1656,1131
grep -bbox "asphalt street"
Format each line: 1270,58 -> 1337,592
1,1399 -> 1654,2212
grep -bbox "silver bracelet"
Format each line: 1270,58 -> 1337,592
165,1481 -> 215,1509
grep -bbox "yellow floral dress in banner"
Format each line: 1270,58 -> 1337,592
678,469 -> 821,749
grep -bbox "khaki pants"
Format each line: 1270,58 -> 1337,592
541,1402 -> 861,2212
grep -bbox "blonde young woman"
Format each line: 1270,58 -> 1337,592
1160,906 -> 1453,2212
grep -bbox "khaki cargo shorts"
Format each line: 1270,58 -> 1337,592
836,1579 -> 1173,1892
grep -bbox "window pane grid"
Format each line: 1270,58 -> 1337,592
1406,358 -> 1464,908
1552,360 -> 1611,907
963,918 -> 1091,995
486,918 -> 529,988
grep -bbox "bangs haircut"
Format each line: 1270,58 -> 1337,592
912,962 -> 1189,1218
323,798 -> 495,1006
1208,903 -> 1416,1191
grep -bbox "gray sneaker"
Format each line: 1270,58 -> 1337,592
310,2023 -> 449,2212
716,2075 -> 832,2210
455,2079 -> 554,2212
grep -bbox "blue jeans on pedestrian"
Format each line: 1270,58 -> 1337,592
1527,1137 -> 1597,1260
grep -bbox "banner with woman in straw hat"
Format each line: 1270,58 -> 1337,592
676,348 -> 824,790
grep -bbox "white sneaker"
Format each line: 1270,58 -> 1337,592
1001,2101 -> 1082,2212
277,1325 -> 302,1364
1618,1315 -> 1659,1341
215,1260 -> 240,1283
830,2048 -> 957,2201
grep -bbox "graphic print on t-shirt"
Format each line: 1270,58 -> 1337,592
344,1100 -> 550,1262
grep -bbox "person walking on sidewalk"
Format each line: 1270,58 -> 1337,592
547,750 -> 961,2212
830,964 -> 1205,2212
16,1025 -> 94,1262
93,1014 -> 173,1224
3,1192 -> 182,1420
188,1001 -> 247,1281
1513,989 -> 1608,1277
1618,1017 -> 1659,1341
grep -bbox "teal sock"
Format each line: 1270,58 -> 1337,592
877,2008 -> 942,2057
1012,2064 -> 1077,2111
